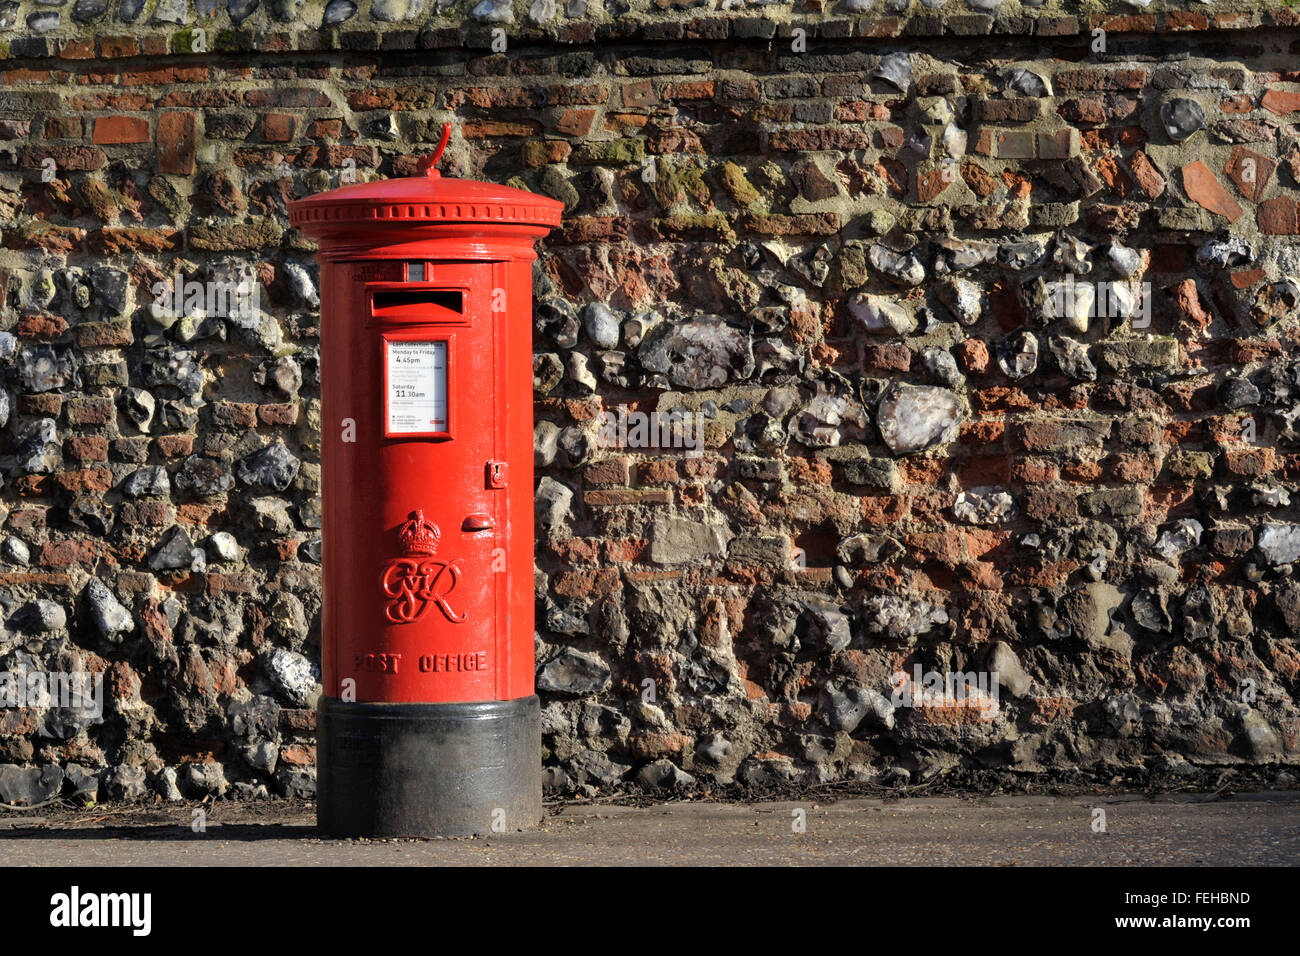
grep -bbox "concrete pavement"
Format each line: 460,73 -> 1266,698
1,791 -> 1296,866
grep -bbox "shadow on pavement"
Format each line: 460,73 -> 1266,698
0,823 -> 316,842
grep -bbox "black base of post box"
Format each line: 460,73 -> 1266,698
316,695 -> 541,838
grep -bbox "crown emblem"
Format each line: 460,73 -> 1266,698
398,510 -> 440,556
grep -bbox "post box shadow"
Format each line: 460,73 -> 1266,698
0,823 -> 315,842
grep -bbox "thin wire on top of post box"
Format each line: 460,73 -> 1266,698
416,124 -> 453,179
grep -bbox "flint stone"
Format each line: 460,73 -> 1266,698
938,277 -> 982,325
874,53 -> 912,93
953,488 -> 1018,524
849,294 -> 916,335
997,331 -> 1039,379
801,596 -> 852,652
650,516 -> 732,565
140,349 -> 203,395
151,0 -> 185,21
236,443 -> 300,492
529,0 -> 557,23
322,0 -> 356,24
101,765 -> 148,801
535,477 -> 574,535
13,599 -> 66,632
300,538 -> 322,563
538,648 -> 611,695
176,455 -> 234,496
934,238 -> 996,274
1007,68 -> 1050,97
535,298 -> 580,349
123,466 -> 170,497
1257,524 -> 1300,565
535,420 -> 560,466
583,302 -> 621,348
839,458 -> 901,491
837,532 -> 903,565
3,537 -> 30,565
1250,279 -> 1299,329
922,348 -> 963,389
207,531 -> 240,562
149,526 -> 206,572
471,0 -> 514,21
1238,709 -> 1282,760
986,642 -> 1032,696
862,593 -> 948,642
72,0 -> 108,21
264,647 -> 319,707
85,578 -> 134,641
876,383 -> 964,455
821,683 -> 895,732
1048,334 -> 1097,381
1131,590 -> 1171,632
533,353 -> 564,394
998,240 -> 1047,271
637,759 -> 695,791
1054,234 -> 1094,274
19,346 -> 76,392
569,750 -> 629,786
181,762 -> 229,797
64,764 -> 101,797
1196,236 -> 1253,272
868,245 -> 925,286
0,765 -> 64,806
1108,242 -> 1146,278
639,317 -> 754,389
1219,377 -> 1259,408
789,391 -> 870,447
228,0 -> 258,22
12,418 -> 60,474
1161,98 -> 1206,141
119,388 -> 156,432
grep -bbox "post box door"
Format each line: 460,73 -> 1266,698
349,262 -> 505,703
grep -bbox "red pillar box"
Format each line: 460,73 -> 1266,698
290,137 -> 561,837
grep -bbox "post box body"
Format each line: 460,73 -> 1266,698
291,172 -> 561,837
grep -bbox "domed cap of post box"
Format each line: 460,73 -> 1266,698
289,125 -> 563,238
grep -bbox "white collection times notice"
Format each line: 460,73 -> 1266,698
387,340 -> 448,434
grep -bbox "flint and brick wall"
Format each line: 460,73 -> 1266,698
0,0 -> 1298,803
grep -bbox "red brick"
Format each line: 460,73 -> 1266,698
258,403 -> 299,426
101,36 -> 141,58
16,314 -> 69,339
1128,150 -> 1166,199
50,469 -> 113,493
1261,88 -> 1300,115
40,539 -> 99,567
1257,197 -> 1300,235
65,398 -> 114,426
1223,146 -> 1276,201
1180,161 -> 1243,222
954,338 -> 990,374
584,489 -> 670,506
155,435 -> 195,458
555,109 -> 597,137
92,116 -> 149,144
552,569 -> 621,597
262,113 -> 296,143
584,458 -> 632,486
157,112 -> 197,174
